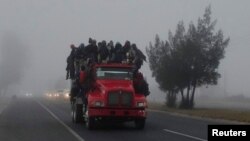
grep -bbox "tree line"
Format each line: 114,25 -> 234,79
146,5 -> 230,109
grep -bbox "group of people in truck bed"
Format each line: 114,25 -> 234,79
66,38 -> 150,99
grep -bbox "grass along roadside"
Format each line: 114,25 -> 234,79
148,102 -> 250,123
0,95 -> 11,114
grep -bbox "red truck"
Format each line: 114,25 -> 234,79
71,63 -> 147,129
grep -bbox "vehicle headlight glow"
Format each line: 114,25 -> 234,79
93,101 -> 104,107
137,102 -> 146,107
64,93 -> 69,98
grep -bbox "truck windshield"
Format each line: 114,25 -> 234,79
96,67 -> 133,80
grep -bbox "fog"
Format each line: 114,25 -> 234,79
0,32 -> 30,95
0,0 -> 250,102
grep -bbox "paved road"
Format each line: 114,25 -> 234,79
0,96 -> 224,141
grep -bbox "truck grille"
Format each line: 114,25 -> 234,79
108,91 -> 132,107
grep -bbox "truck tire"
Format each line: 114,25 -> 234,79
72,103 -> 83,123
134,119 -> 145,129
86,117 -> 95,130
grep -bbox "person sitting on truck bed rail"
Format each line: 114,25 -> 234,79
85,38 -> 98,63
98,40 -> 109,63
66,44 -> 77,80
112,42 -> 123,63
133,72 -> 150,96
131,44 -> 147,73
122,41 -> 131,62
107,40 -> 115,61
77,43 -> 86,60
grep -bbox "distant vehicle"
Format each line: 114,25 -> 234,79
46,92 -> 59,98
63,89 -> 70,100
45,93 -> 52,97
25,93 -> 32,97
53,93 -> 60,97
45,90 -> 69,100
12,94 -> 17,99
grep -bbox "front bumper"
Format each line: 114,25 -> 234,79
88,107 -> 147,118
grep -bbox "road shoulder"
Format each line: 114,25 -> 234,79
0,95 -> 11,114
148,103 -> 250,124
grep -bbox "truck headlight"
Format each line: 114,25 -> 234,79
137,102 -> 146,107
94,101 -> 104,107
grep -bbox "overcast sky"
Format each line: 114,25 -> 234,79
0,0 -> 250,99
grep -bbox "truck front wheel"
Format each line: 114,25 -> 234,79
72,103 -> 83,123
134,119 -> 145,129
86,117 -> 95,130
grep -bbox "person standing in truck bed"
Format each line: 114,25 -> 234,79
66,44 -> 77,80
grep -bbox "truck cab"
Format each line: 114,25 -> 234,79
72,63 -> 147,129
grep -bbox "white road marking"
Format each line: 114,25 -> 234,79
37,101 -> 85,141
163,129 -> 207,141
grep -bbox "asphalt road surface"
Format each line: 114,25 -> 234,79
0,96 -> 224,141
